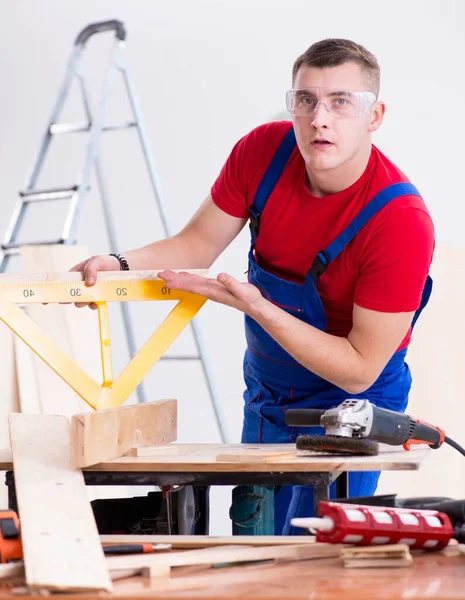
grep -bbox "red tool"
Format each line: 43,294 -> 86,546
291,501 -> 454,550
0,510 -> 22,563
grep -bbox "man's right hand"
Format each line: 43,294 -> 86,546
69,254 -> 120,309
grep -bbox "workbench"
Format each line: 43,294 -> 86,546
0,443 -> 429,534
0,552 -> 463,599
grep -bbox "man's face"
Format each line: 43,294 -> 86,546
291,62 -> 383,174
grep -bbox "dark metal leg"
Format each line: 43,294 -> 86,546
5,471 -> 17,513
313,483 -> 330,515
193,485 -> 210,535
334,471 -> 349,499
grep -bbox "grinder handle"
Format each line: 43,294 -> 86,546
370,405 -> 445,449
284,409 -> 325,427
405,418 -> 445,450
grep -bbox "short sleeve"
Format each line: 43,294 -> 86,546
354,204 -> 435,312
210,134 -> 250,218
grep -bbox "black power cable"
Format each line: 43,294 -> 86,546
445,435 -> 465,458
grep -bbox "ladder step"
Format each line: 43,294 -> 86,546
2,239 -> 65,252
19,187 -> 78,202
50,121 -> 137,135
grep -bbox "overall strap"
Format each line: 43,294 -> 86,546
249,126 -> 297,246
309,182 -> 422,280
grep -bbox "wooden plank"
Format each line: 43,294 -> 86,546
13,335 -> 41,413
0,324 -> 20,507
343,557 -> 413,568
71,399 -> 177,467
105,542 -> 341,571
87,443 -> 429,473
9,413 -> 112,592
215,451 -> 297,463
100,534 -> 315,548
110,565 -> 171,581
0,443 -> 430,473
341,544 -> 412,569
341,544 -> 410,559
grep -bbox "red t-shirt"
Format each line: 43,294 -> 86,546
211,121 -> 434,350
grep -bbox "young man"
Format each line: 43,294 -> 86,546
72,39 -> 434,534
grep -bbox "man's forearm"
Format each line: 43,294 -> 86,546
249,299 -> 371,394
124,234 -> 209,270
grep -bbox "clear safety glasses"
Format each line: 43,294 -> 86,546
286,87 -> 377,119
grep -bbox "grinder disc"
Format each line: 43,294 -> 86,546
296,434 -> 379,456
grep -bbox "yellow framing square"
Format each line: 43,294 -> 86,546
0,273 -> 207,410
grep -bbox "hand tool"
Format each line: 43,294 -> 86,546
0,270 -> 207,409
102,543 -> 172,555
0,510 -> 22,563
284,399 -> 465,457
291,501 -> 465,549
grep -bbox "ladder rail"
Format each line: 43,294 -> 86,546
27,46 -> 85,190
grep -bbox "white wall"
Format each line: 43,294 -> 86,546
1,0 -> 464,531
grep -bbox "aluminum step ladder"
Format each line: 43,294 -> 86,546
0,20 -> 227,442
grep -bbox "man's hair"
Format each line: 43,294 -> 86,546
292,38 -> 380,96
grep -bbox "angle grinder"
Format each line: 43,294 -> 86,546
284,399 -> 465,457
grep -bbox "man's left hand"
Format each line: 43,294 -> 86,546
158,270 -> 265,316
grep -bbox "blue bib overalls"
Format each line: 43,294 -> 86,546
240,127 -> 432,534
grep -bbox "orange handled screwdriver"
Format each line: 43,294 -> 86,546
102,543 -> 172,555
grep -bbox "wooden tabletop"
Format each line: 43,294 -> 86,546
2,552 -> 463,599
0,443 -> 429,473
111,552 -> 465,600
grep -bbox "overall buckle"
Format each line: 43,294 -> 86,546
309,250 -> 330,280
249,212 -> 261,237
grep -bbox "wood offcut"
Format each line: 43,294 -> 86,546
71,399 -> 177,467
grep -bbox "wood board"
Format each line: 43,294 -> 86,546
105,542 -> 341,571
9,413 -> 112,592
0,324 -> 19,507
100,534 -> 315,548
87,442 -> 430,473
71,399 -> 177,467
0,443 -> 429,473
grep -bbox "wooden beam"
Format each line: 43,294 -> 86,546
71,399 -> 177,467
105,542 -> 342,571
100,534 -> 315,548
9,413 -> 112,593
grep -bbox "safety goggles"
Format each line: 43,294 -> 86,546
286,87 -> 376,119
